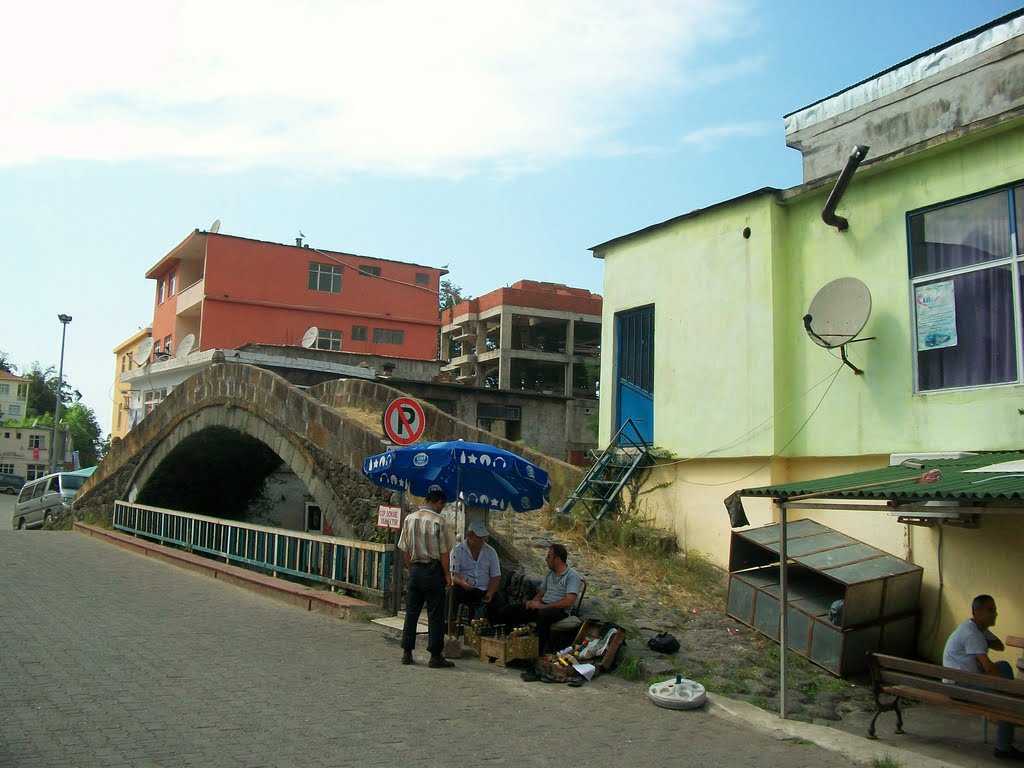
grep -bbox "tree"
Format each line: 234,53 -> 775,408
439,279 -> 471,314
0,350 -> 14,374
25,363 -> 71,418
62,401 -> 103,468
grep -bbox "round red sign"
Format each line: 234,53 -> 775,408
382,397 -> 426,445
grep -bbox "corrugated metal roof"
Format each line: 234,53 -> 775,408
736,451 -> 1024,504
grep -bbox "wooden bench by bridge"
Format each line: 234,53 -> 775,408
868,652 -> 1024,740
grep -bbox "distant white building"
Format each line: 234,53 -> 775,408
0,370 -> 29,423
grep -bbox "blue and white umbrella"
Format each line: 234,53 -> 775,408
362,440 -> 551,512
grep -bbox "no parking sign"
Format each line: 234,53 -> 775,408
381,397 -> 425,446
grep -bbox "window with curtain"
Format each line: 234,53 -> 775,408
909,184 -> 1022,392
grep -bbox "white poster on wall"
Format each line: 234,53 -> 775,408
915,280 -> 957,351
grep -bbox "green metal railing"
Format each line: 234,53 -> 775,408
112,501 -> 391,598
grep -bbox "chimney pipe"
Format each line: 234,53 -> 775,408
822,145 -> 869,232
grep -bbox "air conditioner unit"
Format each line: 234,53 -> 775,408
889,451 -> 976,467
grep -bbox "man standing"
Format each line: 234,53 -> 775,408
450,521 -> 504,623
943,594 -> 1021,760
498,543 -> 580,652
398,489 -> 456,668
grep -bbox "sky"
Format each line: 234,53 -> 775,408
1,0 -> 1021,438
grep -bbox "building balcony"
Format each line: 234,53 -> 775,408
176,278 -> 205,316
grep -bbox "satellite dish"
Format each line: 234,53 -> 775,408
803,277 -> 873,374
175,333 -> 196,358
135,337 -> 154,365
300,326 -> 319,349
209,219 -> 221,234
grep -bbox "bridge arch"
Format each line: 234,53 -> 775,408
76,361 -> 584,535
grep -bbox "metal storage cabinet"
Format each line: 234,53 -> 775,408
726,519 -> 922,675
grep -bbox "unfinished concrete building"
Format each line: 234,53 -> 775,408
440,281 -> 601,396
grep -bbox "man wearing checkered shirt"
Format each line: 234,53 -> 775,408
398,489 -> 456,668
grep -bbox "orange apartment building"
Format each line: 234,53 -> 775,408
145,229 -> 447,361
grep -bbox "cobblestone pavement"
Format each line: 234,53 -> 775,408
0,530 -> 865,768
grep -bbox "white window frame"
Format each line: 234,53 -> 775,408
315,329 -> 342,351
308,262 -> 342,293
908,183 -> 1024,394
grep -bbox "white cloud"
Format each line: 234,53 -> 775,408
0,0 -> 754,176
679,120 -> 776,148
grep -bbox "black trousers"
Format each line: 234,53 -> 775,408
497,603 -> 567,652
452,584 -> 506,624
402,561 -> 447,656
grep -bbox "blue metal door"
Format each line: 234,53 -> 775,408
615,306 -> 654,443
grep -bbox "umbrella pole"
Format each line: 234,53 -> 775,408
392,489 -> 406,616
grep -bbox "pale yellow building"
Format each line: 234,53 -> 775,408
111,328 -> 151,442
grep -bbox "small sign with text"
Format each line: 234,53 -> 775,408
377,505 -> 401,530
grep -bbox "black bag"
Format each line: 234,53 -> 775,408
647,632 -> 680,654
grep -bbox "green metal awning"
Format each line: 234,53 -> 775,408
725,451 -> 1024,528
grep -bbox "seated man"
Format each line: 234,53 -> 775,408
498,543 -> 580,652
450,521 -> 504,624
943,594 -> 1021,761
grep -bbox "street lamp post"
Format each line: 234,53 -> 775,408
50,314 -> 72,473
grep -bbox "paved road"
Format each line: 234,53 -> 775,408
0,529 -> 863,768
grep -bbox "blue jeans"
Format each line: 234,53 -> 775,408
401,561 -> 447,656
992,660 -> 1016,751
968,660 -> 1017,750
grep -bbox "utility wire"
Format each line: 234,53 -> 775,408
673,362 -> 846,487
656,361 -> 846,468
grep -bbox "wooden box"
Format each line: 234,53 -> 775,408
572,619 -> 625,672
479,634 -> 539,667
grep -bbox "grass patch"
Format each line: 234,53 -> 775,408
871,757 -> 902,768
616,654 -> 644,682
542,510 -> 726,613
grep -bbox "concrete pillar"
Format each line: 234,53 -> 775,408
498,309 -> 512,389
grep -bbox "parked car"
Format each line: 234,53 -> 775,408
12,471 -> 88,530
0,472 -> 25,495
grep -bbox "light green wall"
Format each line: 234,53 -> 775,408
779,122 -> 1024,456
599,194 -> 779,456
601,119 -> 1024,459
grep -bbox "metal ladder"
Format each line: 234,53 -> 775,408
558,419 -> 651,535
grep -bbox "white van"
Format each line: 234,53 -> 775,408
12,471 -> 88,530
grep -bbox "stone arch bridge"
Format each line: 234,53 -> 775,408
75,363 -> 583,538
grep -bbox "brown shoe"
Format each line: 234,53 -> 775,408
401,651 -> 414,665
428,656 -> 455,668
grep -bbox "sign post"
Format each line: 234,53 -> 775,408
379,398 -> 424,615
381,397 -> 426,446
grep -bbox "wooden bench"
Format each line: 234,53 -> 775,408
868,652 -> 1024,740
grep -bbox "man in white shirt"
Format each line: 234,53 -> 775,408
450,520 -> 504,623
943,594 -> 1021,760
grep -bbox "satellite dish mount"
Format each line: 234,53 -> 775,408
803,277 -> 875,375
